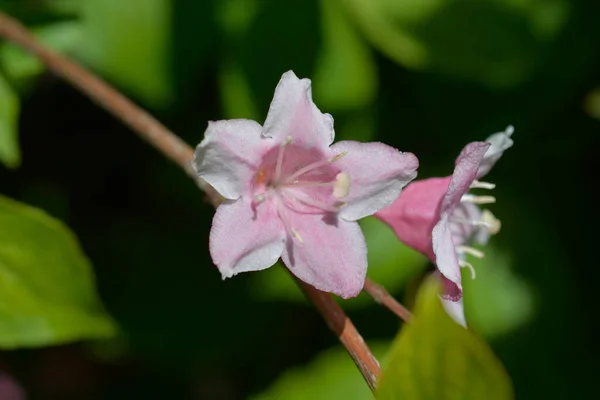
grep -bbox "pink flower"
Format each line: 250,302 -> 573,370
375,127 -> 513,308
193,71 -> 418,298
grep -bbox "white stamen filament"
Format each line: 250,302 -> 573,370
470,180 -> 496,190
284,151 -> 348,184
278,181 -> 335,189
450,216 -> 495,230
273,195 -> 303,244
287,190 -> 344,212
461,194 -> 496,204
274,136 -> 292,181
459,260 -> 477,279
456,245 -> 485,259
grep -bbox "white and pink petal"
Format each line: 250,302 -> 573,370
262,71 -> 335,150
280,212 -> 367,299
209,198 -> 285,279
432,214 -> 463,295
441,142 -> 490,214
375,177 -> 451,260
194,119 -> 270,200
440,295 -> 467,327
477,125 -> 514,178
329,140 -> 419,222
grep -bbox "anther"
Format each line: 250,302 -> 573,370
291,228 -> 304,244
470,180 -> 496,190
461,194 -> 496,204
328,150 -> 348,163
333,172 -> 351,198
456,245 -> 485,259
481,209 -> 501,235
459,260 -> 477,279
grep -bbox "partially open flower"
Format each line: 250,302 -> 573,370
375,127 -> 514,308
194,71 -> 419,298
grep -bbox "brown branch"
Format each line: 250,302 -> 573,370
364,278 -> 412,322
296,279 -> 380,391
0,11 -> 382,390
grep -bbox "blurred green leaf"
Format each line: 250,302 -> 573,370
361,217 -> 427,293
0,0 -> 76,25
340,0 -> 428,68
463,245 -> 536,340
218,62 -> 260,120
0,194 -> 117,348
0,73 -> 20,168
584,87 -> 600,120
312,0 -> 377,110
343,0 -> 569,89
78,0 -> 173,107
216,0 -> 261,38
0,21 -> 82,84
252,342 -> 389,400
377,275 -> 513,400
44,0 -> 82,16
333,108 -> 376,142
250,262 -> 304,303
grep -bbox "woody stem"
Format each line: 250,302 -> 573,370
363,278 -> 412,322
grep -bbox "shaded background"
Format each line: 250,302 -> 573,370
0,0 -> 599,398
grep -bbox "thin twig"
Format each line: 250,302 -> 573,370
0,11 -> 383,390
296,278 -> 380,391
363,278 -> 412,322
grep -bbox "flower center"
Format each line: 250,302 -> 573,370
449,179 -> 502,279
252,137 -> 351,243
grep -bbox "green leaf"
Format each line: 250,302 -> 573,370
584,87 -> 600,120
312,0 -> 378,111
342,0 -> 569,89
215,0 -> 261,39
340,0 -> 428,69
252,342 -> 390,400
377,275 -> 513,400
0,73 -> 20,168
78,0 -> 173,107
0,195 -> 117,348
218,61 -> 260,120
44,0 -> 82,16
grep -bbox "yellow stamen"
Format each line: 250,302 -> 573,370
328,150 -> 348,163
292,228 -> 304,244
333,172 -> 351,198
481,209 -> 501,235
